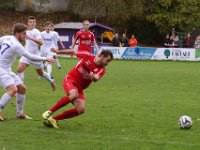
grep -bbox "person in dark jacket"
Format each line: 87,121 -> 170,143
121,33 -> 129,47
112,33 -> 120,47
163,34 -> 170,47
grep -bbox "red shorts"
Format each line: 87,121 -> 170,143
62,77 -> 85,100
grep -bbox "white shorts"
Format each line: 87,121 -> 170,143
41,50 -> 56,58
0,72 -> 23,89
19,50 -> 42,69
41,51 -> 56,57
19,56 -> 42,69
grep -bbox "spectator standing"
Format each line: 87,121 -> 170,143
169,35 -> 174,45
167,35 -> 175,48
186,33 -> 191,48
112,33 -> 120,47
194,35 -> 200,48
121,33 -> 129,47
128,34 -> 138,47
173,35 -> 179,47
163,34 -> 170,47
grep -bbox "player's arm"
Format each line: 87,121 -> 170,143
93,40 -> 100,55
91,33 -> 100,55
89,72 -> 100,82
51,48 -> 75,55
71,39 -> 76,50
55,32 -> 65,49
71,32 -> 80,50
26,34 -> 43,45
17,45 -> 54,62
22,51 -> 54,62
76,51 -> 93,60
58,39 -> 65,49
58,38 -> 65,49
89,69 -> 105,82
52,49 -> 92,59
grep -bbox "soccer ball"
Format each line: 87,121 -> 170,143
178,115 -> 193,129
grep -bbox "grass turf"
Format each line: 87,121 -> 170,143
1,58 -> 200,150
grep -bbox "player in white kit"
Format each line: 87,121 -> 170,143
16,16 -> 56,91
0,23 -> 54,121
40,22 -> 57,76
50,23 -> 65,69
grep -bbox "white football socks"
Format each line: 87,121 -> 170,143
55,59 -> 61,68
0,93 -> 12,112
16,93 -> 25,115
43,71 -> 54,83
41,62 -> 47,70
17,72 -> 24,81
47,64 -> 52,75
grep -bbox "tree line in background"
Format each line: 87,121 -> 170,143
1,0 -> 200,45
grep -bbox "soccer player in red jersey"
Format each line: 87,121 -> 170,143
42,49 -> 113,128
71,20 -> 100,55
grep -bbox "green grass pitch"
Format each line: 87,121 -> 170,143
1,58 -> 200,150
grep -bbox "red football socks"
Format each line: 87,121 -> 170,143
50,96 -> 70,112
53,108 -> 79,120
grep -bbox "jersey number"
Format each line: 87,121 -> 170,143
1,43 -> 10,54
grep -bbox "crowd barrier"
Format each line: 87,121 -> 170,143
94,47 -> 200,61
58,46 -> 200,61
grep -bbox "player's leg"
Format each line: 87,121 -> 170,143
42,89 -> 80,128
42,78 -> 80,128
52,98 -> 85,120
46,53 -> 57,75
17,58 -> 30,81
54,56 -> 61,69
40,50 -> 46,70
0,85 -> 17,121
15,84 -> 32,119
51,89 -> 78,112
46,62 -> 53,75
35,67 -> 56,91
42,89 -> 78,120
41,61 -> 47,70
45,95 -> 85,128
0,73 -> 18,121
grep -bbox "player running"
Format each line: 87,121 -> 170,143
42,49 -> 113,128
0,23 -> 54,121
71,20 -> 100,57
40,22 -> 57,76
16,16 -> 56,91
50,23 -> 65,69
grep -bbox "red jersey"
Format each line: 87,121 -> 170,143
66,51 -> 105,90
74,30 -> 95,53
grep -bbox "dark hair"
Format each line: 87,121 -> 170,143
13,23 -> 28,35
100,50 -> 113,60
83,20 -> 89,23
45,21 -> 52,26
28,16 -> 36,21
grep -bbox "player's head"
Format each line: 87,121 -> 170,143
82,20 -> 90,31
13,23 -> 28,42
114,33 -> 118,38
27,16 -> 36,29
50,23 -> 55,31
98,50 -> 113,67
44,21 -> 52,32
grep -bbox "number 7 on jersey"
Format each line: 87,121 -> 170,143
0,43 -> 10,54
